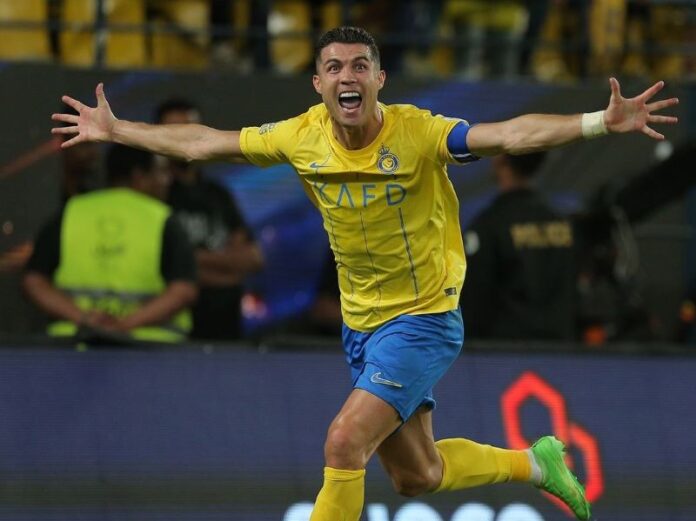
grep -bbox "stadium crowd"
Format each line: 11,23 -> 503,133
0,1 -> 694,348
0,0 -> 695,80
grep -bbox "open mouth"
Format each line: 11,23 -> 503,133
338,91 -> 362,111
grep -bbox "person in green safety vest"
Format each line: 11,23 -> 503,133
23,144 -> 198,343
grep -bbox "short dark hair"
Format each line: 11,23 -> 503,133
315,26 -> 380,68
105,144 -> 154,185
154,98 -> 199,124
506,152 -> 547,178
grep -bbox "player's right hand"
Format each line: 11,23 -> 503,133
51,83 -> 117,148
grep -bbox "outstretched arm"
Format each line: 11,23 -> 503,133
51,83 -> 247,163
466,77 -> 679,157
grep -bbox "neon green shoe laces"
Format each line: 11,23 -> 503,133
531,436 -> 591,520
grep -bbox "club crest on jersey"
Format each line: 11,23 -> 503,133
377,144 -> 399,174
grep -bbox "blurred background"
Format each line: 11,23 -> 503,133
0,1 -> 695,520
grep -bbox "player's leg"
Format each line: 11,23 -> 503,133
309,388 -> 402,521
309,308 -> 463,521
435,432 -> 591,521
376,405 -> 443,496
527,436 -> 592,520
377,408 -> 591,520
377,406 -> 534,497
358,309 -> 530,492
324,388 -> 402,469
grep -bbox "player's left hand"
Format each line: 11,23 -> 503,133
604,77 -> 679,140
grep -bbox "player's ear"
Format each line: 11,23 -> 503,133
312,74 -> 322,95
378,69 -> 386,90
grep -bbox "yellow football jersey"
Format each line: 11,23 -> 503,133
240,103 -> 469,332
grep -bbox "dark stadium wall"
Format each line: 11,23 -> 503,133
0,346 -> 694,521
0,63 -> 691,339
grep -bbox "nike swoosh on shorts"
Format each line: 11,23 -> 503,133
370,372 -> 403,388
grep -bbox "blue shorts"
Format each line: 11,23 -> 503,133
342,309 -> 464,422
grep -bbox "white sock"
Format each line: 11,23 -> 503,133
526,449 -> 543,485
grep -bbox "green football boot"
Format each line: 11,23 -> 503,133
531,436 -> 591,521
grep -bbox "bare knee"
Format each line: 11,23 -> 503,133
324,423 -> 365,469
389,466 -> 442,497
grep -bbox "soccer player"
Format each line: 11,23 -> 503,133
52,26 -> 678,521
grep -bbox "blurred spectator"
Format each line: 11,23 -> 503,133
460,152 -> 576,340
530,0 -> 591,81
587,0 -> 626,77
0,103 -> 102,274
347,0 -> 407,72
0,239 -> 33,274
572,141 -> 696,344
23,144 -> 197,343
622,1 -> 691,80
517,0 -> 552,76
4,0 -> 696,80
677,289 -> 696,345
436,0 -> 528,79
621,0 -> 651,78
392,0 -> 445,76
155,99 -> 264,341
278,249 -> 341,339
573,216 -> 655,345
307,249 -> 342,336
530,0 -> 689,82
210,0 -> 234,55
147,0 -> 210,69
209,0 -> 268,72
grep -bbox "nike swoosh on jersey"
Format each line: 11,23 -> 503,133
369,372 -> 403,388
309,161 -> 330,169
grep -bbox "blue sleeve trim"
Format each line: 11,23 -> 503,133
446,121 -> 479,164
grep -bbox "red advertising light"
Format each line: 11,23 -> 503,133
501,371 -> 604,515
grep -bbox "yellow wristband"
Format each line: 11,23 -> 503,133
582,110 -> 608,139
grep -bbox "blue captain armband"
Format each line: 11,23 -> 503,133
446,121 -> 479,164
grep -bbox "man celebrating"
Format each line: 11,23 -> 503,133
52,26 -> 678,521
